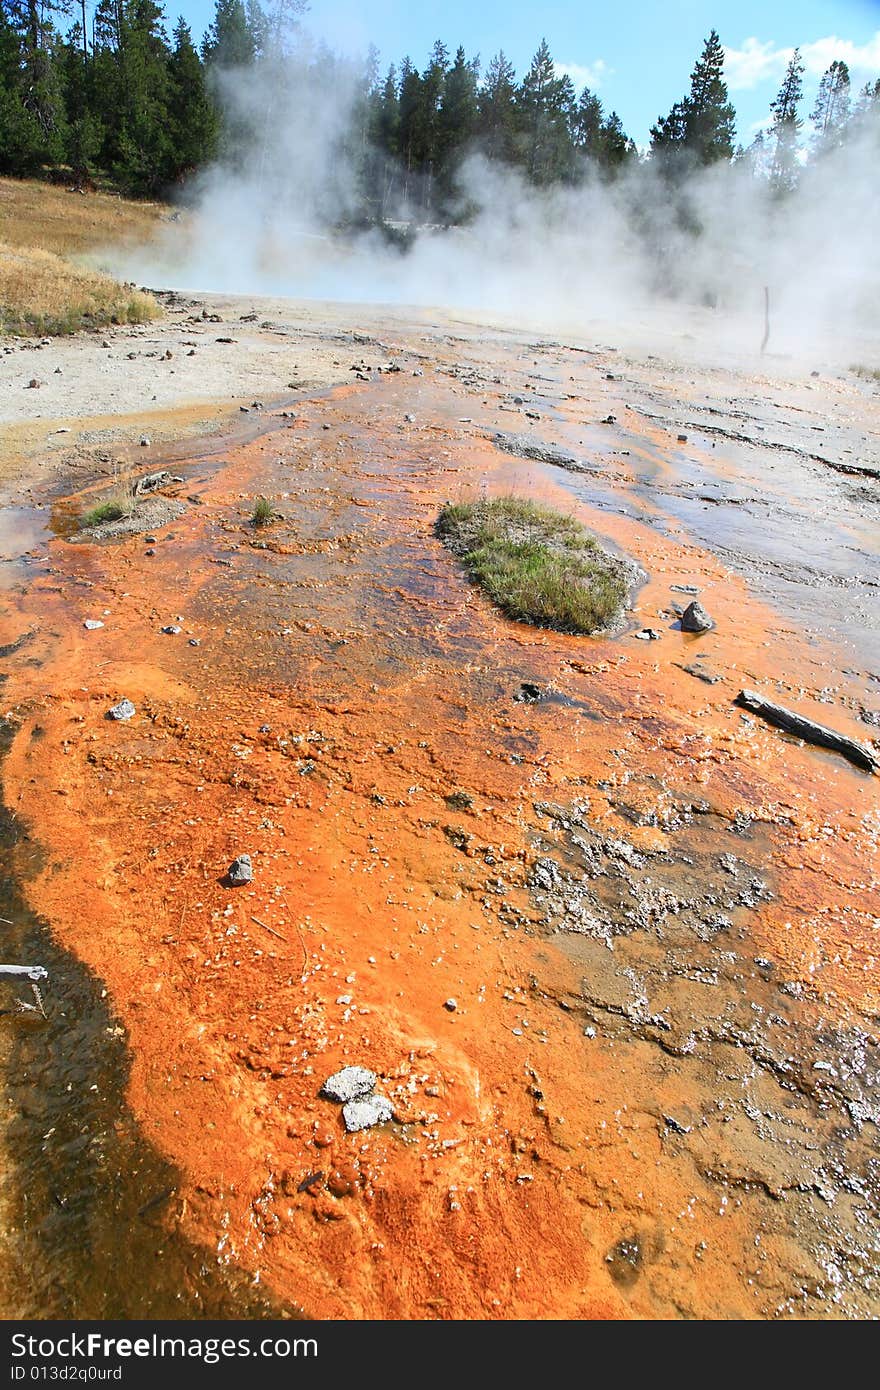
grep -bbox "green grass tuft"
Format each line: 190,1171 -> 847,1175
80,500 -> 125,528
251,496 -> 274,527
436,495 -> 628,634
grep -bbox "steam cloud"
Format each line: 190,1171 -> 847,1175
120,36 -> 880,365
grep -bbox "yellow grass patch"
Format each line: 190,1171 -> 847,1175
0,241 -> 159,336
0,176 -> 171,258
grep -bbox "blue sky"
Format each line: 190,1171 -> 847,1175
174,0 -> 880,145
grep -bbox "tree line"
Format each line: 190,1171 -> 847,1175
1,3 -> 878,214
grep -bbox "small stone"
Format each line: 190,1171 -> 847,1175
341,1094 -> 393,1132
602,413 -> 616,424
512,394 -> 524,404
108,699 -> 136,721
259,724 -> 271,734
161,625 -> 182,635
139,436 -> 150,447
321,1066 -> 376,1103
516,682 -> 543,702
145,536 -> 157,544
404,413 -> 416,423
228,853 -> 253,886
83,619 -> 104,630
26,378 -> 42,389
188,638 -> 201,647
680,600 -> 714,633
634,628 -> 662,641
677,433 -> 688,443
145,548 -> 155,556
444,998 -> 458,1012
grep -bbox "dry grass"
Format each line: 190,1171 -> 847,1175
436,495 -> 629,634
0,176 -> 170,258
0,241 -> 159,336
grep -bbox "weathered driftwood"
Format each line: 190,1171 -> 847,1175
0,964 -> 48,981
135,470 -> 169,496
736,688 -> 879,773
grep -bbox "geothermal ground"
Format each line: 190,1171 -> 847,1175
0,291 -> 878,1319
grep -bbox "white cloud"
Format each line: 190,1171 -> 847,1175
556,59 -> 611,91
724,31 -> 880,90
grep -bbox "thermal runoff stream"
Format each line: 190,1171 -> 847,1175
0,301 -> 878,1319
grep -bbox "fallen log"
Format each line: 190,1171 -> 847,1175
736,689 -> 879,773
0,964 -> 48,981
135,470 -> 169,495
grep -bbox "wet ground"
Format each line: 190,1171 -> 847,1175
0,306 -> 878,1319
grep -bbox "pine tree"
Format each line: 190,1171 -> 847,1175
811,60 -> 850,152
516,38 -> 576,184
201,0 -> 257,67
573,86 -> 603,157
685,29 -> 735,163
167,17 -> 218,181
2,0 -> 69,169
651,29 -> 735,166
768,48 -> 804,194
437,45 -> 478,180
477,50 -> 517,161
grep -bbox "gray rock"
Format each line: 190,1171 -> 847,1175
342,1093 -> 393,1132
108,699 -> 136,721
83,619 -> 104,630
680,600 -> 714,633
321,1065 -> 377,1104
228,853 -> 253,886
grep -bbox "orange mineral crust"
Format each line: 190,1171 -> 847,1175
1,330 -> 878,1320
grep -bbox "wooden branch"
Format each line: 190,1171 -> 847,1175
0,964 -> 48,981
736,689 -> 879,773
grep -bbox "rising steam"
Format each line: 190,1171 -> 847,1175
118,35 -> 880,365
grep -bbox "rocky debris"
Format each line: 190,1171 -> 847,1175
107,699 -> 135,721
342,1094 -> 393,1133
227,853 -> 253,886
444,790 -> 474,811
677,661 -> 721,685
83,619 -> 104,630
321,1065 -> 393,1132
680,600 -> 714,633
492,432 -> 590,474
321,1066 -> 376,1103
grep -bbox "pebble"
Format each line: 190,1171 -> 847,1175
161,625 -> 182,635
188,638 -> 201,647
321,1066 -> 377,1103
444,998 -> 458,1012
342,1094 -> 393,1133
107,699 -> 136,721
228,853 -> 253,886
680,600 -> 714,633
